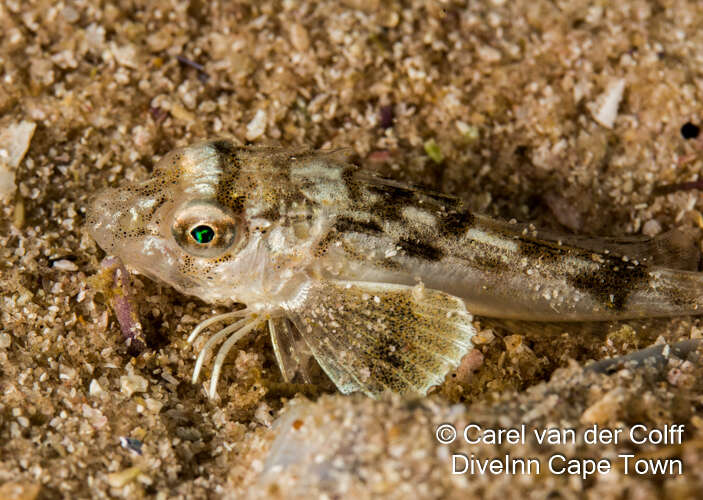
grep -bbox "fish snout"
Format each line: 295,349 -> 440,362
87,185 -> 163,252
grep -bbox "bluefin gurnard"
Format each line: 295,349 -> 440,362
87,140 -> 703,398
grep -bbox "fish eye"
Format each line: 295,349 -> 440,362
172,201 -> 241,258
190,225 -> 216,244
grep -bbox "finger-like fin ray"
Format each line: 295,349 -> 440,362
186,311 -> 263,399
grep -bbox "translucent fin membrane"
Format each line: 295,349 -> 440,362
287,280 -> 476,398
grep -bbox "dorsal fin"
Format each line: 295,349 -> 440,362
480,214 -> 701,271
528,228 -> 700,271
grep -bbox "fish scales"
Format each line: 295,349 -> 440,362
87,140 -> 703,398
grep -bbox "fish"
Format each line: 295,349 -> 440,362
87,139 -> 703,399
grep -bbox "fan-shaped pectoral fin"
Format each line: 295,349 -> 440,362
284,280 -> 476,398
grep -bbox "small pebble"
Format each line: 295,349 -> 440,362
106,466 -> 142,488
89,379 -> 104,396
119,437 -> 143,455
503,334 -> 523,353
641,219 -> 662,237
52,259 -> 79,271
112,44 -> 139,69
0,121 -> 37,168
580,388 -> 624,425
246,110 -> 268,141
61,6 -> 80,23
454,349 -> 484,383
145,398 -> 163,413
289,23 -> 310,52
0,333 -> 11,348
423,138 -> 443,164
477,45 -> 502,62
254,402 -> 274,427
120,374 -> 148,397
0,120 -> 36,200
590,78 -> 625,129
0,482 -> 40,500
471,329 -> 495,345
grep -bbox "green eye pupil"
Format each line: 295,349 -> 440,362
191,225 -> 215,244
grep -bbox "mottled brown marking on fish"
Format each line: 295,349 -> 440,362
334,216 -> 383,235
516,238 -> 570,264
366,184 -> 409,221
342,167 -> 363,202
567,259 -> 649,310
397,237 -> 444,261
215,148 -> 245,212
313,233 -> 333,257
468,249 -> 508,272
438,208 -> 475,236
211,139 -> 238,157
141,194 -> 168,223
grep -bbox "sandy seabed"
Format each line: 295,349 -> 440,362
1,0 -> 703,498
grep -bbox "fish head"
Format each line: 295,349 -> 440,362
87,140 -> 337,308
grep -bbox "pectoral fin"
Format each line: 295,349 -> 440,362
285,280 -> 476,397
268,317 -> 314,384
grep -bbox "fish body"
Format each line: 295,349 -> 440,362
87,140 -> 703,398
